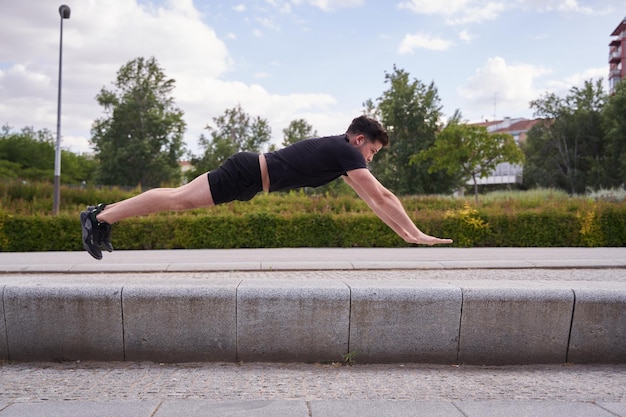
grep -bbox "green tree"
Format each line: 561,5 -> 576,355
281,118 -> 318,147
524,79 -> 607,194
414,114 -> 524,203
602,79 -> 626,186
0,125 -> 96,183
190,105 -> 271,176
366,66 -> 457,195
91,57 -> 186,188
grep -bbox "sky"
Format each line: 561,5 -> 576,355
1,0 -> 625,157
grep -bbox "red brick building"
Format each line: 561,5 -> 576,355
609,17 -> 626,94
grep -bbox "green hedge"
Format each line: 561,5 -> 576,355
1,205 -> 625,252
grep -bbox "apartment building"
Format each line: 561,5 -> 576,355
609,16 -> 626,94
469,117 -> 541,185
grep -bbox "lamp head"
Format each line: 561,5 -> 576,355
59,5 -> 71,19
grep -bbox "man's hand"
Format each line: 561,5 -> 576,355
344,169 -> 453,247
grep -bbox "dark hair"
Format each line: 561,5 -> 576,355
346,115 -> 389,147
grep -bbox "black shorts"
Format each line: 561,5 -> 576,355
207,152 -> 263,205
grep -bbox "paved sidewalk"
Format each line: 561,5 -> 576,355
0,361 -> 625,416
1,247 -> 626,272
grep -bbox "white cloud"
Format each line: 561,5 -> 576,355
557,0 -> 594,14
446,2 -> 506,24
257,17 -> 280,31
398,0 -> 470,15
397,0 -> 506,24
0,0 -> 232,153
516,0 -> 616,15
278,3 -> 293,13
398,0 -> 620,24
194,79 -> 338,148
546,67 -> 609,94
458,29 -> 474,42
398,33 -> 453,54
233,4 -> 246,12
264,0 -> 293,13
458,57 -> 550,120
0,0 -> 343,154
306,0 -> 365,11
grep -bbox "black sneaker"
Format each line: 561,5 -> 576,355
80,207 -> 102,260
91,203 -> 113,253
99,221 -> 114,252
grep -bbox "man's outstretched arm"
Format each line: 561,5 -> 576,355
344,168 -> 453,246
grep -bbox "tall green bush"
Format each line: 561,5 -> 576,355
0,181 -> 624,251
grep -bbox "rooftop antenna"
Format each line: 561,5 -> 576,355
493,92 -> 497,121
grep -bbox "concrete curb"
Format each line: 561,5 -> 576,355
1,276 -> 625,364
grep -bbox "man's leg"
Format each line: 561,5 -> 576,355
96,173 -> 215,224
80,173 -> 215,259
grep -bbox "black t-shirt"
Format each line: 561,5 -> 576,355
264,134 -> 367,192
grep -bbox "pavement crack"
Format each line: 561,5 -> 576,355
565,288 -> 576,364
120,286 -> 126,361
451,401 -> 470,417
149,400 -> 163,417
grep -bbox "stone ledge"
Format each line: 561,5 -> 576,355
1,276 -> 625,364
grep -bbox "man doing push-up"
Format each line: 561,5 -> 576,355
80,115 -> 452,259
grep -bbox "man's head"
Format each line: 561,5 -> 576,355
346,115 -> 389,147
346,115 -> 389,163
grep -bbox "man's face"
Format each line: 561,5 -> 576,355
354,135 -> 383,163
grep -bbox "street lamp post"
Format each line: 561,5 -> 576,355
53,4 -> 71,215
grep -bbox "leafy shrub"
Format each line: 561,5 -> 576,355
0,181 -> 624,251
443,203 -> 490,247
